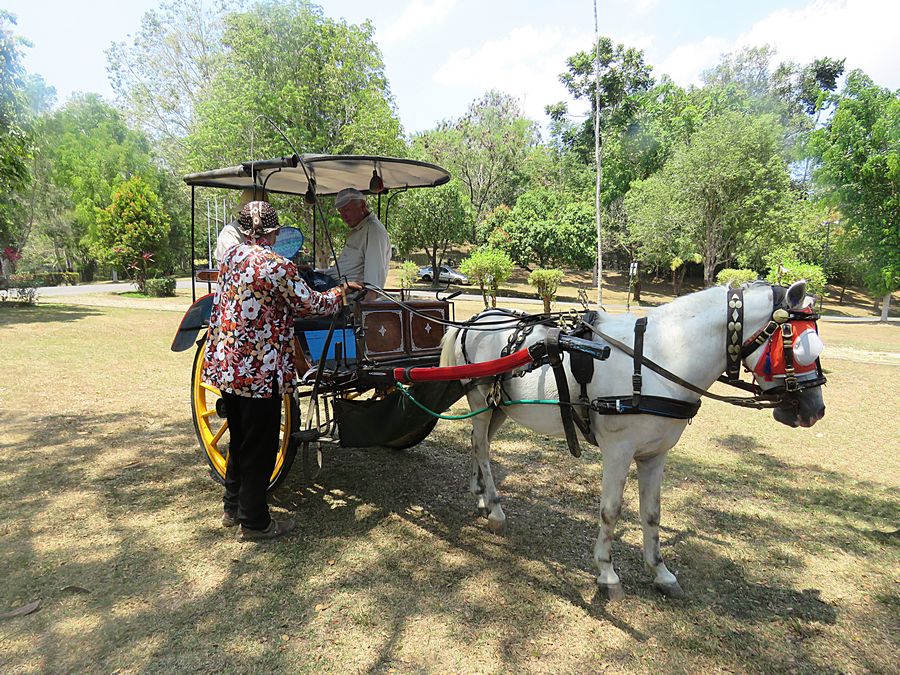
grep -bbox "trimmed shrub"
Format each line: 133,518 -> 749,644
766,260 -> 826,296
460,247 -> 514,309
399,261 -> 419,290
528,268 -> 565,313
716,268 -> 758,288
145,276 -> 177,297
8,272 -> 79,286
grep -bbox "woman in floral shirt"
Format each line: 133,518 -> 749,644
203,201 -> 360,540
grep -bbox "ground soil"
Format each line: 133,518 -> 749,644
0,290 -> 897,673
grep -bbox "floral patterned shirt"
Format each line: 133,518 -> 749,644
202,242 -> 343,397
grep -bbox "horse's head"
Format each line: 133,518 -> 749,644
742,281 -> 826,428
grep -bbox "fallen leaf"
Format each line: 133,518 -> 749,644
315,602 -> 331,612
0,600 -> 41,619
281,634 -> 290,641
327,559 -> 335,566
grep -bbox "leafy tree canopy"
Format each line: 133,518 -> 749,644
812,70 -> 899,298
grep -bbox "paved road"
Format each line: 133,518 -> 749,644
33,280 -> 897,323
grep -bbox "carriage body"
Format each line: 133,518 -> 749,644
174,153 -> 462,489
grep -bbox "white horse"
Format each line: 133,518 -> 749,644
439,281 -> 826,598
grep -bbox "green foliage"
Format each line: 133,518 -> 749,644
528,268 -> 565,313
488,188 -> 595,270
187,1 -> 403,170
0,12 -> 34,258
391,181 -> 472,278
144,276 -> 176,297
812,70 -> 899,296
626,111 -> 792,285
716,268 -> 758,287
398,260 -> 418,290
459,247 -> 513,309
94,177 -> 171,292
8,271 -> 78,286
766,260 -> 827,296
414,91 -> 539,228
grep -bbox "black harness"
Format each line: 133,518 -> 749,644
460,285 -> 826,458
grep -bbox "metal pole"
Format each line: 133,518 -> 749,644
190,186 -> 196,302
593,0 -> 603,308
819,219 -> 832,313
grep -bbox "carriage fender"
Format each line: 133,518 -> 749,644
171,293 -> 215,352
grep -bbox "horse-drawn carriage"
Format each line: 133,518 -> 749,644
171,153 -> 476,488
171,151 -> 827,597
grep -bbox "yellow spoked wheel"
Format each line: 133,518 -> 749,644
191,338 -> 299,491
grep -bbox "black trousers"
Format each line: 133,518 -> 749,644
222,388 -> 282,530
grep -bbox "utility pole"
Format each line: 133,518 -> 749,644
593,0 -> 603,308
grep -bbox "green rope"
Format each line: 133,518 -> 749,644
394,382 -> 561,420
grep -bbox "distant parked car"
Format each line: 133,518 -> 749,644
417,264 -> 469,285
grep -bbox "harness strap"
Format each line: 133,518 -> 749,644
546,328 -> 582,457
632,317 -> 648,407
780,322 -> 799,391
592,394 -> 701,419
570,310 -> 599,447
725,288 -> 744,382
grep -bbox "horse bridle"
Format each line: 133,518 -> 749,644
722,286 -> 827,407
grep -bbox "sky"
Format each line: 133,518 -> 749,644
5,0 -> 899,135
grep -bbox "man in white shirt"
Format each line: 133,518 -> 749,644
324,188 -> 391,293
214,188 -> 268,265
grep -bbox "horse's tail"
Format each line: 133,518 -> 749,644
440,326 -> 460,368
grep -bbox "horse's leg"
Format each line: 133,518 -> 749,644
635,451 -> 684,598
468,403 -> 507,532
593,446 -> 632,599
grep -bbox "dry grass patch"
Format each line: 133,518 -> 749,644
0,302 -> 897,673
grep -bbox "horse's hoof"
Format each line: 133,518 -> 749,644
598,582 -> 626,601
486,517 -> 506,534
654,580 -> 685,598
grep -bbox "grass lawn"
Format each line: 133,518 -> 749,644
0,300 -> 897,673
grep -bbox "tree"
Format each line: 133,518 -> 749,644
94,176 -> 171,292
626,112 -> 793,286
187,1 -> 404,169
488,188 -> 596,271
416,91 -> 539,235
812,71 -> 899,320
106,0 -> 230,170
391,181 -> 472,283
459,247 -> 513,309
0,12 -> 33,274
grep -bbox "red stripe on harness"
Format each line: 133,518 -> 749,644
394,348 -> 534,383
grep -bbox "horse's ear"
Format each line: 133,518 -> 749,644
785,280 -> 807,309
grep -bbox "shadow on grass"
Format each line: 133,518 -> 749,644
0,303 -> 102,327
0,406 -> 892,672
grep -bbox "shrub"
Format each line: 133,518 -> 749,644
716,268 -> 758,287
399,261 -> 419,290
8,272 -> 79,286
459,247 -> 514,309
766,260 -> 826,296
528,268 -> 565,313
145,276 -> 177,297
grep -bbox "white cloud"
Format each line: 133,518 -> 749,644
434,25 -> 593,123
379,0 -> 458,44
658,0 -> 900,89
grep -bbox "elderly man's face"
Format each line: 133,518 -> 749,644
337,199 -> 367,228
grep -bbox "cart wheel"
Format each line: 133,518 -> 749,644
191,339 -> 299,491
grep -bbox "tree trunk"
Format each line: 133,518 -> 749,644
839,284 -> 846,304
543,296 -> 552,313
479,282 -> 489,309
880,293 -> 892,322
632,272 -> 641,303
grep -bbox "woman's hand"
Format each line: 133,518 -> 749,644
340,281 -> 365,305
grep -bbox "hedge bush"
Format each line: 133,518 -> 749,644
145,276 -> 177,297
8,272 -> 79,286
399,261 -> 419,290
716,268 -> 758,288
